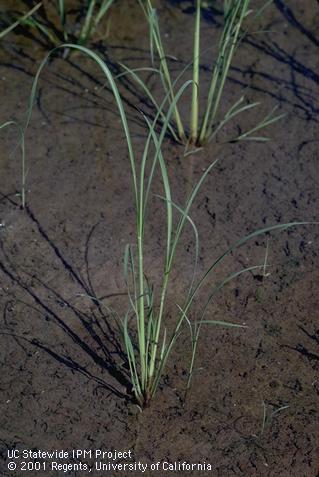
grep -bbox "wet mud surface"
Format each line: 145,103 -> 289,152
0,1 -> 318,476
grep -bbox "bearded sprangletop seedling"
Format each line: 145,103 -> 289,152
131,0 -> 284,152
13,42 -> 311,408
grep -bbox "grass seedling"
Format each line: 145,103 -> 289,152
18,1 -> 114,48
18,44 -> 313,408
134,0 -> 284,150
254,400 -> 290,438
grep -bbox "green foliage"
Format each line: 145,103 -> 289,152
0,3 -> 42,40
12,1 -> 114,47
135,0 -> 284,150
259,400 -> 290,437
18,44 -> 311,408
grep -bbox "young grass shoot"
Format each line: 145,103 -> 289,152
17,43 -> 310,408
134,0 -> 284,150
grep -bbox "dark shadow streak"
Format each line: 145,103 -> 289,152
24,203 -> 89,294
245,37 -> 319,86
274,0 -> 319,48
0,331 -> 121,400
20,202 -> 127,361
0,258 -> 131,399
291,344 -> 319,362
283,325 -> 319,363
298,325 -> 319,345
0,61 -> 34,79
0,194 -> 134,401
29,271 -> 128,366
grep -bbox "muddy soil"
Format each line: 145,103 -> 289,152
0,1 -> 318,476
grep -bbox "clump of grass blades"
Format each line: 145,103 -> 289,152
17,1 -> 114,48
19,44 -> 313,408
257,400 -> 289,438
136,0 -> 284,150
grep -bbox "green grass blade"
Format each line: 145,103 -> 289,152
187,222 -> 314,311
261,400 -> 267,435
123,313 -> 142,400
57,0 -> 68,40
207,98 -> 260,143
78,0 -> 96,45
190,0 -> 201,144
123,243 -> 138,314
24,44 -> 138,208
22,16 -> 60,45
76,292 -> 123,333
199,0 -> 250,143
137,81 -> 199,388
142,0 -> 186,141
167,158 -> 220,276
94,0 -> 114,27
199,320 -> 247,327
154,194 -> 199,300
117,63 -> 179,142
0,2 -> 42,39
184,264 -> 261,393
235,106 -> 286,141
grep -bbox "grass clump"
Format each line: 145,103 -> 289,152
4,1 -> 114,48
134,0 -> 283,150
14,44 -> 313,409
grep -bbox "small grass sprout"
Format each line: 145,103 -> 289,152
255,400 -> 290,438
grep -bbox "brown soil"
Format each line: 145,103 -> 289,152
0,1 -> 318,476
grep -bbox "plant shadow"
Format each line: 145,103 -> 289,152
0,193 -> 133,403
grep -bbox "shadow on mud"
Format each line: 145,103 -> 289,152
0,193 -> 132,402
